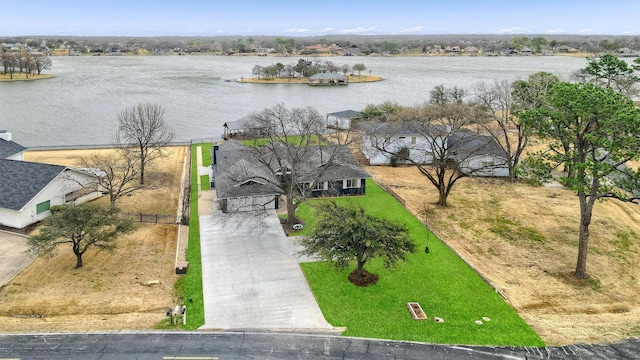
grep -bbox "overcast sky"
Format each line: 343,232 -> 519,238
1,0 -> 638,37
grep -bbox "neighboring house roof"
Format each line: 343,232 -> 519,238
359,120 -> 447,136
0,138 -> 27,159
223,116 -> 254,131
327,110 -> 361,119
0,159 -> 66,211
448,130 -> 508,160
297,145 -> 370,183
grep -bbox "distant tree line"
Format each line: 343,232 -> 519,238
3,34 -> 640,56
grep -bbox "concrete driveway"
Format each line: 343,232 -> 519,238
0,231 -> 36,287
199,210 -> 336,332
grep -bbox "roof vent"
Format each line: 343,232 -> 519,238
0,131 -> 12,141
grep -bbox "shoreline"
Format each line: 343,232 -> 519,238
237,75 -> 384,84
0,74 -> 56,82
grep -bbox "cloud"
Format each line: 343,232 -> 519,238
322,27 -> 337,33
577,29 -> 593,34
284,28 -> 310,33
399,26 -> 424,33
546,28 -> 567,34
496,27 -> 526,34
339,26 -> 378,34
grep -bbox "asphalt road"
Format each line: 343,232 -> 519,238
0,332 -> 638,360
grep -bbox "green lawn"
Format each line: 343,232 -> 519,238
240,134 -> 321,147
181,143 -> 208,329
299,179 -> 544,346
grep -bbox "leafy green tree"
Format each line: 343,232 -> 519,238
381,41 -> 398,53
520,82 -> 640,279
276,37 -> 295,55
299,201 -> 415,286
29,204 -> 134,268
357,100 -> 403,122
573,54 -> 639,97
430,84 -> 465,106
352,63 -> 366,76
530,37 -> 548,53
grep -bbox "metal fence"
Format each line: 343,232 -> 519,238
26,138 -> 221,151
377,183 -> 406,206
121,212 -> 179,224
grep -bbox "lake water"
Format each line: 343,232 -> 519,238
0,55 -> 588,147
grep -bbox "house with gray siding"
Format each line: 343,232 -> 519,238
211,140 -> 370,213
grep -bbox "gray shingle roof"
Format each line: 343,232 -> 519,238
0,159 -> 66,211
223,116 -> 254,131
0,138 -> 27,159
448,131 -> 508,159
359,120 -> 447,136
212,141 -> 282,199
327,110 -> 361,119
212,140 -> 370,199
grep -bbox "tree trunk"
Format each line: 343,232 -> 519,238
286,196 -> 297,227
437,184 -> 447,207
356,259 -> 366,278
139,154 -> 145,185
75,252 -> 83,268
575,194 -> 594,278
508,163 -> 516,182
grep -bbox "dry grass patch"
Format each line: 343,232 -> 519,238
0,146 -> 188,332
0,224 -> 180,332
366,165 -> 640,345
24,146 -> 188,213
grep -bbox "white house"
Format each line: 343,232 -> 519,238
359,121 -> 510,177
448,131 -> 509,177
0,160 -> 102,229
359,121 -> 446,165
326,110 -> 361,130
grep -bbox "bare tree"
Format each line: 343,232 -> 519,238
116,103 -> 175,185
472,80 -> 525,181
1,52 -> 16,79
244,104 -> 358,227
79,150 -> 140,207
31,53 -> 52,75
361,101 -> 496,207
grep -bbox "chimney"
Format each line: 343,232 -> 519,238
0,130 -> 12,141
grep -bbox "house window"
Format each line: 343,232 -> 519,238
312,181 -> 327,191
344,179 -> 360,188
384,137 -> 390,144
411,136 -> 417,144
482,161 -> 495,167
36,200 -> 51,215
